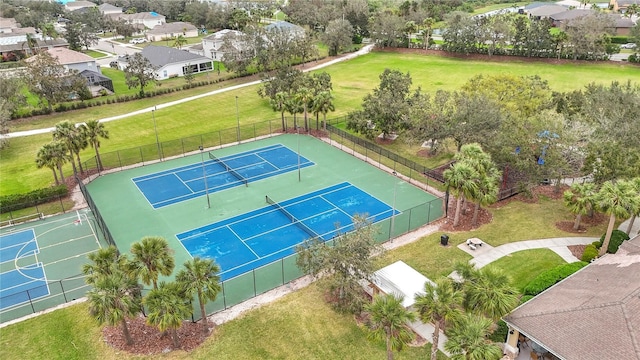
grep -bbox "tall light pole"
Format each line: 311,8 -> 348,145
152,106 -> 161,160
297,126 -> 301,182
235,96 -> 240,144
199,146 -> 210,209
390,172 -> 399,240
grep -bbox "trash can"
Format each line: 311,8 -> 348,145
440,234 -> 449,246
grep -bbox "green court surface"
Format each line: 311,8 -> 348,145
86,134 -> 443,314
0,210 -> 107,323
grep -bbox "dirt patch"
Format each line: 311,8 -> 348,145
555,221 -> 587,233
102,315 -> 211,355
441,199 -> 493,232
568,245 -> 587,260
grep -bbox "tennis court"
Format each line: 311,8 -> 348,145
178,182 -> 398,280
86,134 -> 443,312
133,144 -> 314,208
0,210 -> 106,322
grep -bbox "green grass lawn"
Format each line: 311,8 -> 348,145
0,195 -> 608,360
2,51 -> 639,195
487,249 -> 566,292
83,50 -> 108,59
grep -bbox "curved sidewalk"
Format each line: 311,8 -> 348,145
469,237 -> 598,269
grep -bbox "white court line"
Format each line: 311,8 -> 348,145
227,225 -> 260,259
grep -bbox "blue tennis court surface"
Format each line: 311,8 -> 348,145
133,144 -> 314,208
177,182 -> 399,281
0,229 -> 49,310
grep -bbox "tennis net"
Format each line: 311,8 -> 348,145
209,152 -> 248,186
265,195 -> 319,239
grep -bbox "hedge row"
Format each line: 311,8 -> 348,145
598,229 -> 630,254
522,261 -> 588,296
0,185 -> 68,213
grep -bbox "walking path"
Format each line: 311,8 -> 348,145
2,45 -> 375,139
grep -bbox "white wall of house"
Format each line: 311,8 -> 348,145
65,61 -> 99,74
155,60 -> 212,80
148,28 -> 198,42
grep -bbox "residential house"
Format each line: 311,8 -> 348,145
265,21 -> 305,40
98,3 -> 122,15
502,235 -> 640,360
64,1 -> 97,12
610,0 -> 640,12
125,45 -> 213,80
0,18 -> 68,59
201,29 -> 245,61
610,14 -> 636,35
0,17 -> 19,33
549,9 -> 594,27
26,47 -> 114,96
114,12 -> 166,30
146,22 -> 198,42
525,5 -> 568,19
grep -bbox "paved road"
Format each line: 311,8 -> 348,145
2,44 -> 374,139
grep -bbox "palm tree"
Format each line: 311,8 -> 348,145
471,175 -> 499,227
444,313 -> 502,360
444,162 -> 479,227
285,95 -> 304,130
404,21 -> 417,48
129,236 -> 175,289
458,265 -> 519,321
270,91 -> 288,131
422,18 -> 435,49
35,141 -> 68,185
53,121 -> 86,175
311,90 -> 335,131
41,23 -> 58,44
173,35 -> 187,49
87,270 -> 142,345
365,293 -> 416,360
414,278 -> 463,360
80,119 -> 109,171
23,33 -> 38,56
83,246 -> 121,285
295,87 -> 313,132
563,182 -> 597,231
144,281 -> 192,349
175,257 -> 221,334
625,177 -> 640,235
596,180 -> 639,256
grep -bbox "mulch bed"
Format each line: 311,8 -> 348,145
102,316 -> 211,355
441,199 -> 493,232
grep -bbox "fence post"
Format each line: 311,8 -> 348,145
60,280 -> 68,303
140,148 -> 144,165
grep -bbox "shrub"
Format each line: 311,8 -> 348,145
598,229 -> 630,254
488,320 -> 509,342
610,36 -> 629,44
581,244 -> 599,262
0,185 -> 68,213
523,261 -> 588,296
520,295 -> 534,304
592,240 -> 601,249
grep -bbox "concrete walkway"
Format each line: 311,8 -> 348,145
470,237 -> 598,268
2,45 -> 375,139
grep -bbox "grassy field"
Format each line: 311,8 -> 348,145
0,194 -> 608,360
2,51 -> 639,195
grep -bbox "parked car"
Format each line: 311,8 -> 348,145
129,38 -> 146,44
620,43 -> 637,49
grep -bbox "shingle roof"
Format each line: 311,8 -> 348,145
527,5 -> 570,17
98,3 -> 121,12
140,45 -> 210,67
550,9 -> 594,21
503,236 -> 640,360
44,47 -> 94,65
203,29 -> 244,41
147,22 -> 197,35
265,21 -> 304,33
